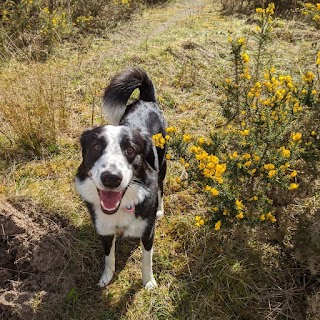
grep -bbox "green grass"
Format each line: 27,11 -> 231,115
0,0 -> 319,319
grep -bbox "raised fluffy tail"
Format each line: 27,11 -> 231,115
102,67 -> 156,125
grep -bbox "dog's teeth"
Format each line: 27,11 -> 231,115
100,201 -> 117,211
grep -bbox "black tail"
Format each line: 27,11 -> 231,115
102,67 -> 156,125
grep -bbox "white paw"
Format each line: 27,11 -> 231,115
98,271 -> 113,288
143,278 -> 158,290
156,210 -> 164,219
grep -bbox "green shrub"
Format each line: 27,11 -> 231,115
158,3 -> 320,230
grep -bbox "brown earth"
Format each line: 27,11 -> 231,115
0,198 -> 75,320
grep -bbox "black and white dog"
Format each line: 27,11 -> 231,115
75,67 -> 167,289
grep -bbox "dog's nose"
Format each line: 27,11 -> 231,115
100,171 -> 123,189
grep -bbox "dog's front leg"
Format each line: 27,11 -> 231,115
141,233 -> 157,290
98,234 -> 116,287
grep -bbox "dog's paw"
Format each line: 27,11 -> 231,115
98,272 -> 113,288
143,278 -> 158,290
156,210 -> 164,219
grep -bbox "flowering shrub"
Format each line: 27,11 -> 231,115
301,2 -> 320,29
156,3 -> 320,231
221,0 -> 319,15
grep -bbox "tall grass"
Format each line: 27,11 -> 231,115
0,64 -> 70,157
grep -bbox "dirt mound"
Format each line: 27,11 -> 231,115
0,199 -> 75,320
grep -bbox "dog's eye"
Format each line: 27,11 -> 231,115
93,143 -> 101,151
126,147 -> 134,154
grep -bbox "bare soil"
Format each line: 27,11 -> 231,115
0,198 -> 75,320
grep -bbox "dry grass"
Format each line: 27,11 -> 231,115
0,0 -> 320,319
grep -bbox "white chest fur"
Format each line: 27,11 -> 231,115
94,204 -> 147,238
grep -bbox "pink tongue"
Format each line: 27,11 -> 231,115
99,190 -> 123,211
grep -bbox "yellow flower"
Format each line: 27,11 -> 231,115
311,131 -> 317,136
265,212 -> 277,223
240,129 -> 250,136
316,51 -> 320,66
166,126 -> 177,134
211,188 -> 219,196
237,38 -> 245,45
236,212 -> 244,219
288,183 -> 299,190
256,7 -> 264,14
250,168 -> 257,175
214,220 -> 222,231
260,214 -> 266,221
292,132 -> 302,142
253,195 -> 258,201
303,71 -> 315,83
264,163 -> 275,171
268,169 -> 277,178
244,161 -> 252,167
290,170 -> 297,178
183,134 -> 191,143
166,154 -> 171,160
280,147 -> 291,158
266,2 -> 275,15
235,199 -> 245,211
152,133 -> 166,149
195,215 -> 205,227
241,53 -> 250,64
205,185 -> 219,196
198,137 -> 206,145
242,153 -> 251,160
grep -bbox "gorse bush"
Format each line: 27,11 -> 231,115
155,3 -> 320,230
301,2 -> 320,28
221,0 -> 319,15
0,0 -> 167,60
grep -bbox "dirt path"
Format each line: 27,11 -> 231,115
96,0 -> 211,58
72,0 -> 216,86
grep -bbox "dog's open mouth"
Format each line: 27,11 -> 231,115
98,189 -> 124,214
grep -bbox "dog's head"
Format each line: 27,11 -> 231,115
77,125 -> 156,214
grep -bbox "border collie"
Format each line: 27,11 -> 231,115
75,67 -> 167,290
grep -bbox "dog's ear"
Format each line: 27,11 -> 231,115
79,129 -> 92,159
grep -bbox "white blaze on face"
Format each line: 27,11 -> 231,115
88,126 -> 133,213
